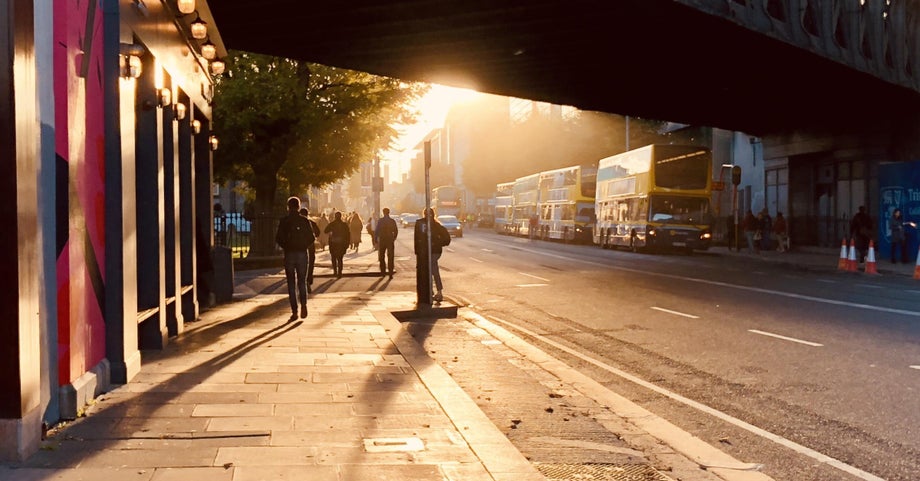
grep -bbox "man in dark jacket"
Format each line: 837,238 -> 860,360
324,211 -> 350,278
276,197 -> 315,320
300,207 -> 321,292
374,207 -> 399,277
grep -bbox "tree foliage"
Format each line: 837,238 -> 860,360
212,51 -> 427,216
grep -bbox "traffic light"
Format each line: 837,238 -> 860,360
731,165 -> 742,186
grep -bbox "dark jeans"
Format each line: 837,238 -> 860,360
891,240 -> 908,263
378,241 -> 395,274
284,251 -> 308,314
329,242 -> 347,276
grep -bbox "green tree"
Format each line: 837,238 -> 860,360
212,51 -> 425,255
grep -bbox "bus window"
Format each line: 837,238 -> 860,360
562,205 -> 575,221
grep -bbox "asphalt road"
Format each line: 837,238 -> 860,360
263,227 -> 920,481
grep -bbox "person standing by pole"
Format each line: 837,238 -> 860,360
276,197 -> 315,320
375,207 -> 398,277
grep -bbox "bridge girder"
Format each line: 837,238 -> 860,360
209,0 -> 920,139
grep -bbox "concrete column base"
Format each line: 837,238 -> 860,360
0,404 -> 42,462
59,359 -> 111,420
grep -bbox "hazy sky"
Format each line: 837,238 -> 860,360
381,84 -> 479,179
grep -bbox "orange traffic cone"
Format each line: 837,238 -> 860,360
837,238 -> 848,270
846,238 -> 858,272
864,240 -> 878,275
914,246 -> 920,280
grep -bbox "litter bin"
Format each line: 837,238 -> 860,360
211,245 -> 234,303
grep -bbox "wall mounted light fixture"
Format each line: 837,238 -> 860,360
119,43 -> 145,78
158,88 -> 172,108
200,38 -> 217,60
176,0 -> 195,15
191,119 -> 202,134
190,14 -> 208,40
209,135 -> 219,151
173,102 -> 187,120
210,59 -> 226,76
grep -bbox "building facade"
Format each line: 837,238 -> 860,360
2,0 -> 225,461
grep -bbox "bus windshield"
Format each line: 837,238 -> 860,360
649,195 -> 711,226
654,148 -> 709,189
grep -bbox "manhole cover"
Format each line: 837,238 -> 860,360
534,463 -> 674,481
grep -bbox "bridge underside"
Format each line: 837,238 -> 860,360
211,0 -> 918,137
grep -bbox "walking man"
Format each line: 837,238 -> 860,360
324,211 -> 350,277
375,207 -> 399,277
276,197 -> 315,320
300,207 -> 321,292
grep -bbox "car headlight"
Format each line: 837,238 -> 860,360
575,226 -> 583,232
701,232 -> 712,240
647,228 -> 656,237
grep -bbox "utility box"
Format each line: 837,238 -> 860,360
211,245 -> 234,303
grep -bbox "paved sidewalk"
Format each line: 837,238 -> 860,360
0,290 -> 542,481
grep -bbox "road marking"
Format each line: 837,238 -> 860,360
748,329 -> 823,347
469,257 -> 484,263
473,239 -> 920,318
650,306 -> 699,319
856,284 -> 883,289
906,290 -> 920,294
515,283 -> 548,288
519,272 -> 550,282
816,279 -> 837,284
481,248 -> 494,253
486,315 -> 885,481
910,365 -> 920,370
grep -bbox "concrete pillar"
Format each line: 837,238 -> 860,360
104,0 -> 140,385
135,52 -> 168,350
0,0 -> 43,462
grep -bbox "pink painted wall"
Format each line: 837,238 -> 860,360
54,0 -> 108,385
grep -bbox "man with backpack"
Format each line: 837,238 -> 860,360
374,207 -> 399,277
414,208 -> 451,302
276,197 -> 315,320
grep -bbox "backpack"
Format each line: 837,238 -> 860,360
284,215 -> 315,251
435,223 -> 451,247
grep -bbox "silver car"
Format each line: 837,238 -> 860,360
437,215 -> 463,238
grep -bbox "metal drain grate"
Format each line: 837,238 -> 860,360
535,463 -> 674,481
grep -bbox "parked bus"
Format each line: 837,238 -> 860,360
594,145 -> 713,252
432,185 -> 463,217
535,165 -> 597,243
511,173 -> 540,236
493,181 -> 514,234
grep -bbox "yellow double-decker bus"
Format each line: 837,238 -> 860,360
535,165 -> 597,243
511,173 -> 540,236
493,181 -> 514,234
594,145 -> 713,252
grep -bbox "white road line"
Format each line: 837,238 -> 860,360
515,283 -> 548,288
487,315 -> 884,481
650,306 -> 699,319
910,365 -> 920,370
816,279 -> 837,284
481,248 -> 494,253
906,290 -> 920,294
519,272 -> 550,282
469,257 -> 484,263
856,284 -> 883,289
748,329 -> 823,347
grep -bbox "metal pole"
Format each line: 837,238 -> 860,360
417,141 -> 433,305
